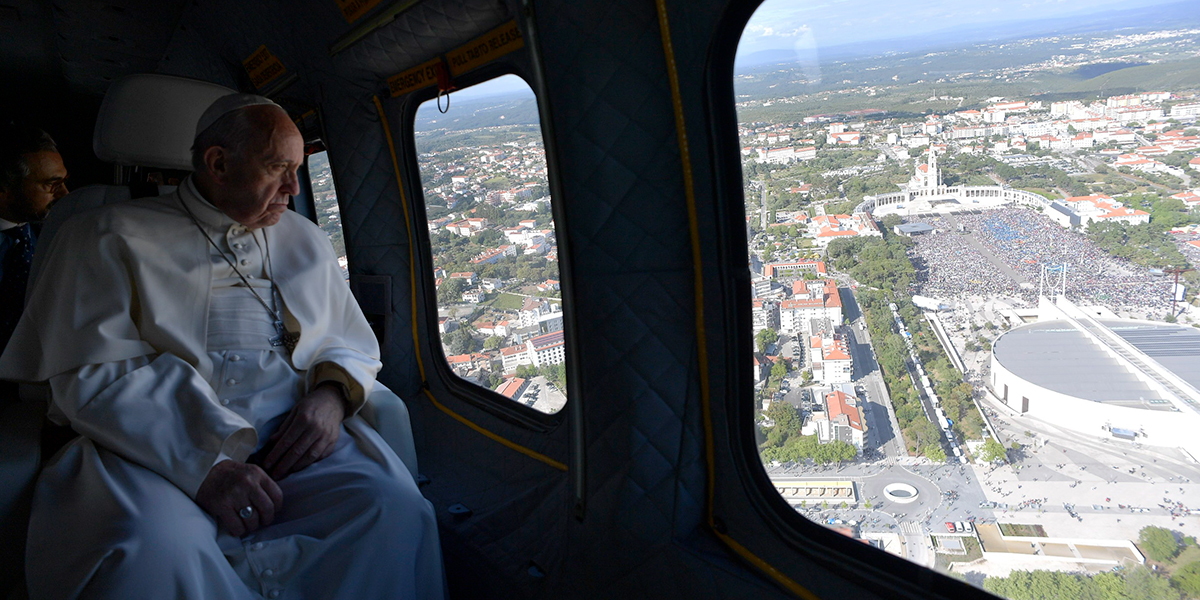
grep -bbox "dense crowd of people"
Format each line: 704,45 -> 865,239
906,208 -> 1174,315
908,215 -> 1022,301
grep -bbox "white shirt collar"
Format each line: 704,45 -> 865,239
0,218 -> 23,232
181,175 -> 236,229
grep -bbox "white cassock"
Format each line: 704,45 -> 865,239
0,178 -> 443,600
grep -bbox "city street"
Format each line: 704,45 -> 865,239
841,291 -> 906,462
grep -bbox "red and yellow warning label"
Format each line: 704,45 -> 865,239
243,45 -> 287,89
387,58 -> 443,98
335,0 -> 384,23
446,21 -> 524,77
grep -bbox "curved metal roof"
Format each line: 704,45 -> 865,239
993,320 -> 1200,410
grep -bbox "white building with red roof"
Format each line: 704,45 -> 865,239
804,213 -> 882,248
810,334 -> 853,384
762,260 -> 826,279
1062,194 -> 1149,227
445,352 -> 490,374
826,131 -> 862,145
1170,190 -> 1200,207
470,244 -> 517,265
499,345 -> 533,372
494,377 -> 529,401
1114,153 -> 1169,174
780,280 -> 844,335
1171,102 -> 1200,118
817,385 -> 866,453
1109,105 -> 1164,123
476,320 -> 511,337
755,145 -> 817,164
525,330 -> 565,367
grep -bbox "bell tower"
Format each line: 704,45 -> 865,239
927,150 -> 940,189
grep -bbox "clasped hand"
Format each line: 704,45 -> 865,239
196,385 -> 345,535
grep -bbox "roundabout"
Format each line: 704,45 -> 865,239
883,482 -> 920,504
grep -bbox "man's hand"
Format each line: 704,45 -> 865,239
261,384 -> 345,480
196,460 -> 283,537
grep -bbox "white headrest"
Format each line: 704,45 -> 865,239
93,74 -> 237,170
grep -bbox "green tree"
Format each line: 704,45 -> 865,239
1139,526 -> 1181,562
762,401 -> 803,450
437,278 -> 468,305
482,175 -> 512,190
924,445 -> 946,462
539,363 -> 567,389
770,360 -> 788,382
981,438 -> 1007,462
448,327 -> 473,355
756,328 -> 779,353
1172,561 -> 1200,598
1124,565 -> 1178,600
483,335 -> 502,350
1091,571 -> 1128,600
801,370 -> 813,384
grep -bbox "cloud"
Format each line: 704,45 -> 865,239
745,23 -> 812,38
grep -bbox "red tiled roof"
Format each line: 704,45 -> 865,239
825,390 -> 863,431
496,377 -> 526,398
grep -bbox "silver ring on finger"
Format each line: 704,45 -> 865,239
239,505 -> 255,520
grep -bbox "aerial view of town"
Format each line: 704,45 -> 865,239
740,0 -> 1200,597
307,1 -> 1200,595
310,84 -> 568,414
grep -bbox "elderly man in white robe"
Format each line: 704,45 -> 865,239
0,94 -> 443,600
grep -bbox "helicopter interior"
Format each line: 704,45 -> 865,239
0,0 -> 1001,598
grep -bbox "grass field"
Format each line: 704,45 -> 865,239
487,293 -> 527,311
1020,188 -> 1060,201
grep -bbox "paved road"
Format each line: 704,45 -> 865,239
842,291 -> 906,462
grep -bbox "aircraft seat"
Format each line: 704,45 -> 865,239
1,73 -> 417,599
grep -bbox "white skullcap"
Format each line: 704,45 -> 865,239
194,93 -> 283,139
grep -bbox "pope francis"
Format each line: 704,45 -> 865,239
0,94 -> 443,599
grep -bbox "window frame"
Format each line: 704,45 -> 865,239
400,65 -> 570,431
303,149 -> 350,266
293,154 -> 318,224
707,2 -> 1000,598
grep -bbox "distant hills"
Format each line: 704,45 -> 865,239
414,95 -> 540,133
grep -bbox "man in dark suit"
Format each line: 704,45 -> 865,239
0,123 -> 68,353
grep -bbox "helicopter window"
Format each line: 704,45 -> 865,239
306,151 -> 348,279
413,74 -> 567,414
737,0 -> 1197,597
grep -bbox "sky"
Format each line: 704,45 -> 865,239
435,74 -> 534,105
736,0 -> 1188,59
430,0 -> 1192,102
